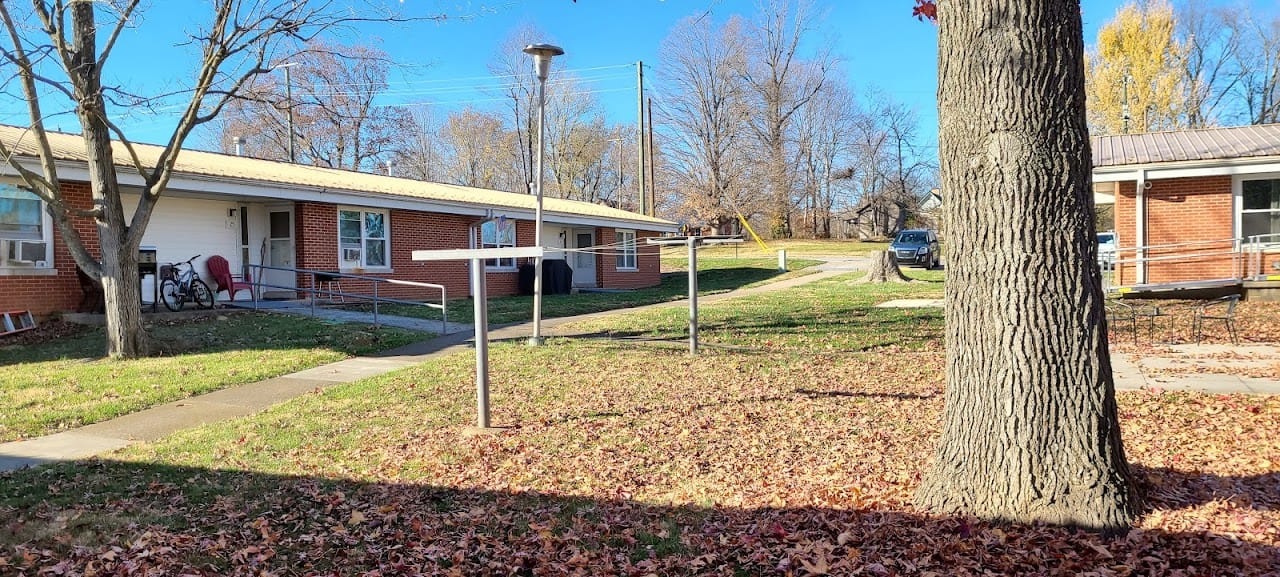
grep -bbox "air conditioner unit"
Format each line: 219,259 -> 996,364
5,240 -> 46,263
342,247 -> 361,262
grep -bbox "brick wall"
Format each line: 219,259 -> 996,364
1112,175 -> 1238,285
0,181 -> 98,318
597,227 -> 662,289
293,204 -> 524,301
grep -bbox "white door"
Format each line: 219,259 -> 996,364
572,230 -> 596,287
263,208 -> 295,295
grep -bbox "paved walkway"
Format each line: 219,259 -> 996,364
3,259 -> 1277,472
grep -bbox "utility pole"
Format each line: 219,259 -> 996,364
647,97 -> 656,217
285,65 -> 296,163
611,138 -> 625,209
637,61 -> 646,215
1121,72 -> 1132,134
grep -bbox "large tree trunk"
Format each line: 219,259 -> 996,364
72,1 -> 148,358
98,226 -> 147,357
914,0 -> 1139,531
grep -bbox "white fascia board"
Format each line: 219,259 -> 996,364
1094,157 -> 1280,182
5,156 -> 676,231
412,246 -> 544,261
542,212 -> 679,233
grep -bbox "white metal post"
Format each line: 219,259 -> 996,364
471,257 -> 491,428
523,44 -> 563,346
688,236 -> 698,355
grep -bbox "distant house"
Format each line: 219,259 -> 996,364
0,125 -> 677,317
1093,124 -> 1280,298
842,190 -> 940,240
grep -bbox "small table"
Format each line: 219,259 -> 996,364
314,272 -> 345,303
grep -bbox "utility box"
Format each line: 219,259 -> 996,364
138,246 -> 158,277
138,246 -> 158,309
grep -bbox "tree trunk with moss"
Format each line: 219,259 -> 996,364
914,0 -> 1140,531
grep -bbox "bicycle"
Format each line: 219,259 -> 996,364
160,254 -> 215,312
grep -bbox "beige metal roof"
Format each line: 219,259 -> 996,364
1092,124 -> 1280,168
0,124 -> 675,229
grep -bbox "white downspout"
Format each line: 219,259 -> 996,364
1135,170 -> 1147,284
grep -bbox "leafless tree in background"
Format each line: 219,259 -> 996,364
1229,11 -> 1280,124
391,106 -> 445,182
217,40 -> 409,172
436,107 -> 513,190
793,78 -> 858,238
488,25 -> 544,196
740,0 -> 831,238
840,93 -> 936,238
1177,0 -> 1242,128
545,77 -> 613,204
657,14 -> 753,233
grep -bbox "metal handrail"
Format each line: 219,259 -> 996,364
246,264 -> 448,334
1245,234 -> 1280,279
1105,235 -> 1280,288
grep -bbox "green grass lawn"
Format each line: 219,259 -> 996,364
660,238 -> 890,262
568,268 -> 945,351
0,312 -> 420,442
3,269 -> 1274,574
343,258 -> 822,325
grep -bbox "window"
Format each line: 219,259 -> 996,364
481,219 -> 516,269
1242,179 -> 1280,243
0,184 -> 51,269
338,208 -> 389,269
615,229 -> 637,270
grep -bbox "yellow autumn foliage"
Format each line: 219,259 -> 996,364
1085,0 -> 1187,135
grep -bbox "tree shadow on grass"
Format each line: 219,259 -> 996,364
557,387 -> 938,425
1135,465 -> 1280,513
0,459 -> 1275,575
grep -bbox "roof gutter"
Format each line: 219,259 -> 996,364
1093,154 -> 1280,182
2,155 -> 678,232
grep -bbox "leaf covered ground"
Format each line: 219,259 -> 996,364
1,276 -> 1277,575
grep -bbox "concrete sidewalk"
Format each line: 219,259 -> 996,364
1112,344 -> 1280,395
4,262 -> 1276,472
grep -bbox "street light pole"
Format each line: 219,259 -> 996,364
522,43 -> 564,347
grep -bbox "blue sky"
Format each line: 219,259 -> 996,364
2,1 -> 1261,156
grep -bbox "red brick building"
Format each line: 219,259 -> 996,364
1092,124 -> 1280,294
0,126 -> 677,318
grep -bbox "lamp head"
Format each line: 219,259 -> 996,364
522,43 -> 564,81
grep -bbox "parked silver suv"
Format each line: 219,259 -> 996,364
890,229 -> 940,269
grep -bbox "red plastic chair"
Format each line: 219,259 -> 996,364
206,255 -> 254,301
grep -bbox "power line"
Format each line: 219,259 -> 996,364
285,62 -> 636,92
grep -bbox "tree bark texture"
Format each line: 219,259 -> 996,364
915,0 -> 1140,530
72,1 -> 148,358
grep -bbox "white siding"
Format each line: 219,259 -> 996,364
544,225 -> 571,261
125,194 -> 241,302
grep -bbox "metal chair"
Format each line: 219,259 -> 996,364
1104,298 -> 1137,344
1193,294 -> 1240,345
